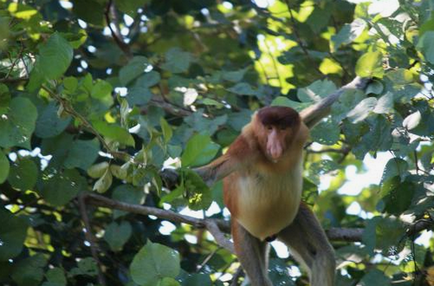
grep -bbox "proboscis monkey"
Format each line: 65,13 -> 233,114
195,77 -> 369,286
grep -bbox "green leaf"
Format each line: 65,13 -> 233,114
11,254 -> 47,286
104,221 -> 132,251
40,169 -> 86,206
359,269 -> 391,286
227,82 -> 259,96
0,208 -> 28,261
297,79 -> 337,102
381,158 -> 409,183
0,83 -> 10,115
271,97 -> 310,112
160,277 -> 180,286
0,97 -> 38,148
35,102 -> 71,138
183,169 -> 211,210
93,121 -> 135,146
115,0 -> 150,15
182,274 -> 212,286
375,217 -> 405,251
160,117 -> 173,144
308,159 -> 340,185
8,158 -> 38,191
354,115 -> 392,156
182,133 -> 220,167
373,92 -> 393,114
93,168 -> 113,193
70,257 -> 98,277
63,76 -> 78,92
386,69 -> 415,86
365,80 -> 383,95
136,71 -> 161,87
38,33 -> 73,80
88,161 -> 109,178
42,268 -> 66,286
64,139 -> 100,170
417,31 -> 434,64
380,178 -> 415,215
161,48 -> 192,73
355,51 -> 384,78
72,0 -> 104,25
130,242 -> 180,286
306,5 -> 331,34
346,97 -> 377,123
0,150 -> 9,184
331,89 -> 366,123
112,184 -> 144,218
119,56 -> 149,86
91,79 -> 113,99
403,111 -> 421,130
421,14 -> 434,36
222,67 -> 248,82
331,19 -> 366,52
127,86 -> 153,106
310,119 -> 340,145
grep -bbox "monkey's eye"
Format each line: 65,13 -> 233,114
280,126 -> 288,131
266,125 -> 273,131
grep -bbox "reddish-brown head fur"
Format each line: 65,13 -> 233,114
254,106 -> 301,162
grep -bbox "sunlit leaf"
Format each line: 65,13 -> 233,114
346,97 -> 377,123
355,51 -> 384,78
331,18 -> 366,52
403,111 -> 421,130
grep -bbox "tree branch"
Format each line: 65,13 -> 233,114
83,193 -> 434,261
78,194 -> 107,286
300,76 -> 370,128
83,193 -> 360,244
104,0 -> 132,59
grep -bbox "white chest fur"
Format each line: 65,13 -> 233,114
235,163 -> 303,241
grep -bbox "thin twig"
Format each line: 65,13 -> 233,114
5,44 -> 24,79
197,248 -> 220,272
41,85 -> 132,162
104,0 -> 132,59
78,194 -> 107,286
0,76 -> 28,83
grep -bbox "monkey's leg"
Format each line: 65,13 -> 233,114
277,203 -> 335,286
232,220 -> 272,286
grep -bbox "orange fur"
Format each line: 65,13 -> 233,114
223,108 -> 309,240
196,106 -> 335,286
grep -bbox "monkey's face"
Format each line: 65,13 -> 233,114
255,106 -> 301,163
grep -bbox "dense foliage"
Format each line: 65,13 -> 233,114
1,0 -> 434,285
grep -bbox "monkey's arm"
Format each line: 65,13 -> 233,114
194,134 -> 253,185
300,77 -> 370,128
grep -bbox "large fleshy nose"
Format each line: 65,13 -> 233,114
267,130 -> 283,160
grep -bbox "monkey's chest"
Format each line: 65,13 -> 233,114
234,171 -> 303,241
